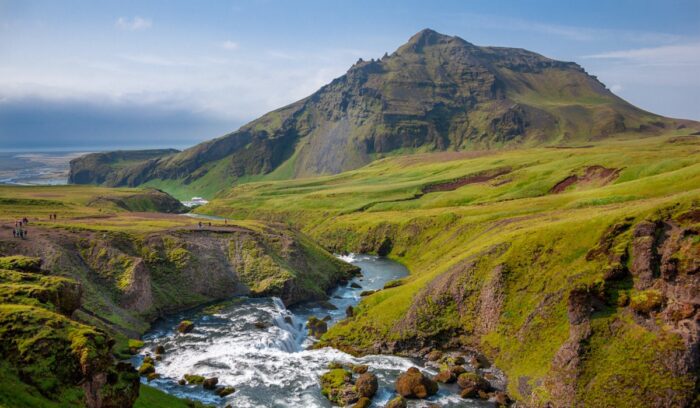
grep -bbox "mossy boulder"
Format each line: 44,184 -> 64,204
138,362 -> 155,376
184,374 -> 205,385
128,339 -> 144,353
177,320 -> 194,334
457,372 -> 490,398
630,289 -> 664,314
320,368 -> 358,405
385,396 -> 407,408
307,316 -> 328,339
216,385 -> 236,397
395,367 -> 438,399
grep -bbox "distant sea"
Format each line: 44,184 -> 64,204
0,145 -> 190,186
0,151 -> 91,185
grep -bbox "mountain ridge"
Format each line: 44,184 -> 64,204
69,29 -> 699,198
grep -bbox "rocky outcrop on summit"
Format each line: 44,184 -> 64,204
70,29 -> 689,191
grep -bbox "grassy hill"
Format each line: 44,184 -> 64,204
196,133 -> 700,407
68,29 -> 699,200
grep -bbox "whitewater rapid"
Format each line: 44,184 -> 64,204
135,255 -> 489,407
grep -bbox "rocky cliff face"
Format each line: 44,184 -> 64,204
69,29 -> 687,194
0,256 -> 140,408
313,205 -> 699,408
0,223 -> 358,335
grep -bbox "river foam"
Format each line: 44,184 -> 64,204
136,255 -> 490,407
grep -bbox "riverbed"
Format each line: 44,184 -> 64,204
135,254 -> 491,407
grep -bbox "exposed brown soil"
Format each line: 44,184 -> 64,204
422,167 -> 511,193
550,165 -> 621,194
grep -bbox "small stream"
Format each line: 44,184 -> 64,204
135,255 -> 493,407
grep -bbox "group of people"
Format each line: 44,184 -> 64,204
197,221 -> 213,229
49,213 -> 58,220
12,217 -> 29,239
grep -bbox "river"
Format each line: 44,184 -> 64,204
134,254 -> 492,407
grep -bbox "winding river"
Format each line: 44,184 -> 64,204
135,254 -> 492,407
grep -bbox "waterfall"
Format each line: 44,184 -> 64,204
270,297 -> 305,352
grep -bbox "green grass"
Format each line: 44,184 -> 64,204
134,384 -> 213,408
193,133 -> 700,406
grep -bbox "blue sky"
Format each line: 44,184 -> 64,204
1,0 -> 699,150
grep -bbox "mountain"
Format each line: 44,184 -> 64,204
69,29 -> 697,198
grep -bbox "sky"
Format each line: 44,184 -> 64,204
1,0 -> 699,151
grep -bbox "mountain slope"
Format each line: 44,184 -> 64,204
69,29 -> 698,199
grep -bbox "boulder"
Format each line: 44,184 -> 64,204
178,379 -> 186,386
320,368 -> 358,405
395,367 -> 438,399
352,364 -> 369,374
137,363 -> 155,376
433,369 -> 456,383
350,282 -> 362,289
346,306 -> 355,317
491,391 -> 511,406
353,397 -> 372,408
385,396 -> 407,408
154,345 -> 165,355
307,316 -> 328,339
254,320 -> 270,329
146,372 -> 160,382
457,372 -> 491,398
203,377 -> 219,390
425,350 -> 443,361
184,374 -> 205,384
450,365 -> 466,376
177,320 -> 194,333
216,386 -> 236,397
356,372 -> 378,398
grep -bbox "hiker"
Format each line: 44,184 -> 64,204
208,222 -> 212,227
198,221 -> 202,229
22,217 -> 28,224
12,229 -> 16,238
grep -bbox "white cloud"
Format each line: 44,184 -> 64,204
115,16 -> 152,31
221,40 -> 239,50
582,43 -> 700,66
610,84 -> 623,93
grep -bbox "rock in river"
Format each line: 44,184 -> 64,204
395,367 -> 438,399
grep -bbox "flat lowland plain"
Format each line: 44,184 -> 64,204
198,133 -> 700,406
